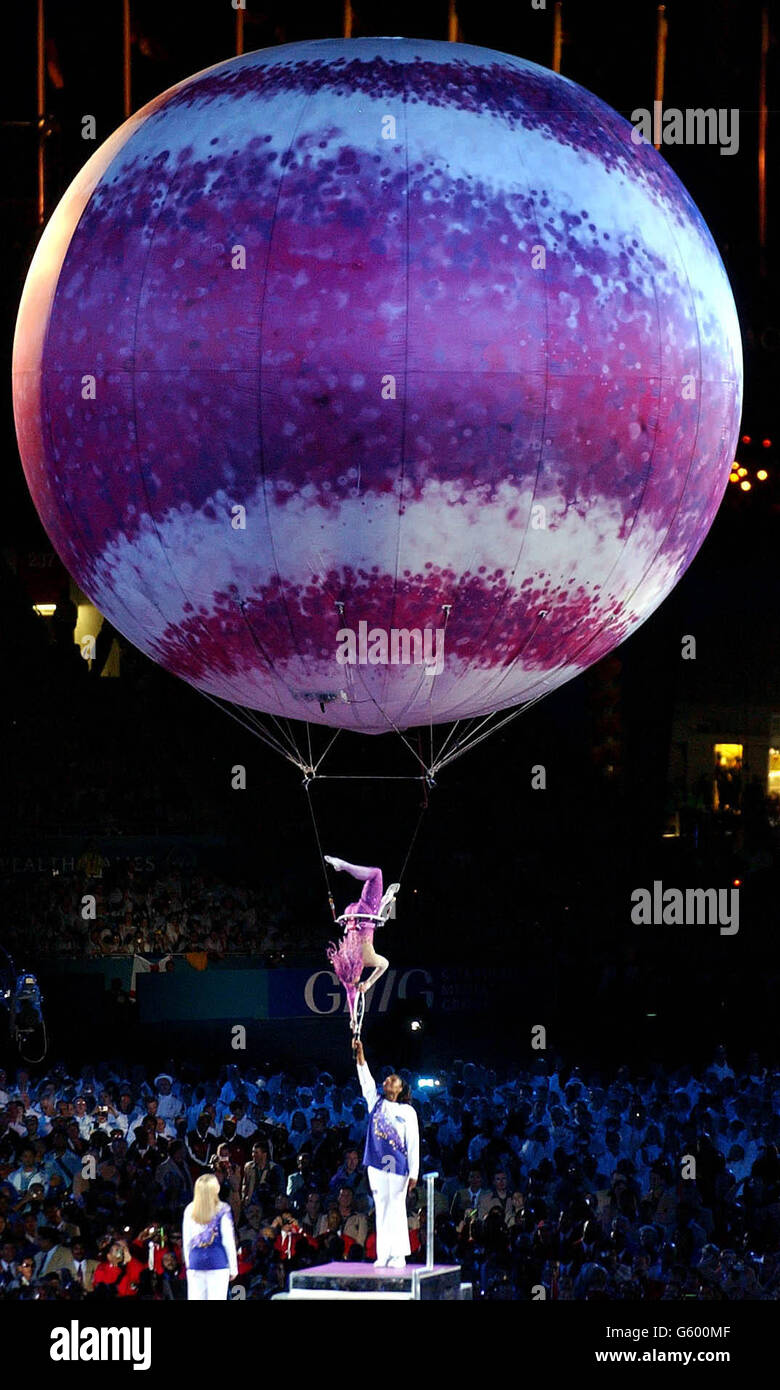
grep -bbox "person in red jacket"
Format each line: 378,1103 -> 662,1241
316,1207 -> 357,1260
365,1223 -> 420,1263
131,1224 -> 182,1275
270,1210 -> 311,1262
92,1238 -> 145,1296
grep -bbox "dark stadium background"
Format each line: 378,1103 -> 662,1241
1,0 -> 779,1074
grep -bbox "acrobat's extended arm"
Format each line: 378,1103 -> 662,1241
354,1039 -> 378,1108
324,857 -> 383,916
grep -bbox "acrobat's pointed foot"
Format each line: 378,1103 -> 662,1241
324,855 -> 345,872
378,883 -> 400,919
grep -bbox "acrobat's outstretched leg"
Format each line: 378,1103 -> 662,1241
359,945 -> 389,995
325,857 -> 383,917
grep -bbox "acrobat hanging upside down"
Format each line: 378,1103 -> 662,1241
324,857 -> 399,1037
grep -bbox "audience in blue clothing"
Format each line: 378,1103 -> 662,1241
1,1046 -> 779,1299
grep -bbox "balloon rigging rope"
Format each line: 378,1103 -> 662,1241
431,690 -> 549,773
303,780 -> 337,921
235,600 -> 315,764
244,707 -> 305,766
304,778 -> 430,923
302,774 -> 426,781
398,800 -> 429,884
195,688 -> 305,768
311,727 -> 342,775
430,715 -> 464,768
198,672 -> 549,782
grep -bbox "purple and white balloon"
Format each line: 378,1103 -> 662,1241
13,37 -> 742,733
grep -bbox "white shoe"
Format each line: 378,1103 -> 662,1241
378,883 -> 400,919
387,1257 -> 406,1269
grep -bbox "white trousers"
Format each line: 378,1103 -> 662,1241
368,1165 -> 410,1266
187,1268 -> 230,1300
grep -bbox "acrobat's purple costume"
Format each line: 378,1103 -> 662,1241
326,861 -> 383,1021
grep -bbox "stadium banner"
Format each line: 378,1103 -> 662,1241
267,965 -> 435,1019
0,832 -> 229,875
137,969 -> 270,1022
41,960 -> 513,1022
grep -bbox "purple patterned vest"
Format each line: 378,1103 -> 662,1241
364,1099 -> 410,1177
187,1206 -> 229,1271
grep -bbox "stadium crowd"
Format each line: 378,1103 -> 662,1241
1,1046 -> 779,1300
2,860 -> 298,962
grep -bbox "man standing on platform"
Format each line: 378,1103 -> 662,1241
354,1039 -> 419,1268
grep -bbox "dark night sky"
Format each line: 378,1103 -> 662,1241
2,1 -> 780,1063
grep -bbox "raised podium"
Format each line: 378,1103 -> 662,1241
279,1261 -> 471,1301
275,1173 -> 472,1301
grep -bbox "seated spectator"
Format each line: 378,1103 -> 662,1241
286,1152 -> 314,1208
298,1190 -> 328,1239
287,1111 -> 309,1153
7,1255 -> 36,1293
57,1238 -> 98,1293
268,1207 -> 309,1263
317,1210 -> 353,1261
213,1142 -> 242,1225
41,1197 -> 80,1242
185,1113 -> 218,1178
32,1226 -> 69,1279
159,1247 -> 186,1300
126,1121 -> 163,1173
229,1101 -> 257,1143
242,1141 -> 284,1218
92,1239 -> 145,1297
331,1187 -> 368,1248
477,1168 -> 513,1223
0,1241 -> 19,1289
8,1147 -> 46,1195
300,1111 -> 340,1185
156,1140 -> 194,1210
111,1090 -> 141,1138
451,1167 -> 487,1224
327,1145 -> 370,1210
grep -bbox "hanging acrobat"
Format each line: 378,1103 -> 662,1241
324,857 -> 399,1043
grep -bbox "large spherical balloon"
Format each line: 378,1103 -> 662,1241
13,38 -> 741,734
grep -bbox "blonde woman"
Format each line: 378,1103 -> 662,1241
182,1173 -> 238,1300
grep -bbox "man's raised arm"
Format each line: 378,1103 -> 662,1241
354,1039 -> 378,1109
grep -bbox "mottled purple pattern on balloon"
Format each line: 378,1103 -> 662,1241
13,38 -> 742,732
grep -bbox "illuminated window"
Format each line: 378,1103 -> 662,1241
713,743 -> 743,812
769,748 -> 780,798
